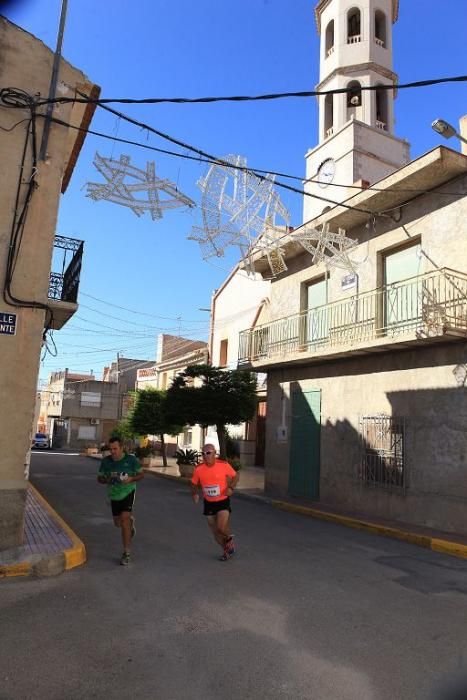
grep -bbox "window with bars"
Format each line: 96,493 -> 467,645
359,415 -> 406,490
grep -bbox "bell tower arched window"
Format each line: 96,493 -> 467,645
347,81 -> 362,121
375,85 -> 388,130
325,20 -> 335,57
375,10 -> 387,47
324,94 -> 334,138
347,8 -> 361,44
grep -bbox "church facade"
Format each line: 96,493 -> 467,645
238,0 -> 467,536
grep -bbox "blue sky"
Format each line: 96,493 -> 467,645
3,0 -> 467,382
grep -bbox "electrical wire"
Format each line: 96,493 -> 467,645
31,74 -> 467,107
1,88 -> 56,339
79,291 -> 210,322
45,113 -> 466,198
69,98 -> 378,216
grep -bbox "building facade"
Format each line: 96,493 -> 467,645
238,1 -> 467,536
0,18 -> 98,548
135,334 -> 209,454
210,266 -> 270,465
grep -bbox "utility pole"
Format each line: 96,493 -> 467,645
39,0 -> 69,161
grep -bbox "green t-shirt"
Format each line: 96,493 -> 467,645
98,453 -> 142,501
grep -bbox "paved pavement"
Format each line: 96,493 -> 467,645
2,452 -> 467,700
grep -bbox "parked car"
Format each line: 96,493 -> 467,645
32,433 -> 50,449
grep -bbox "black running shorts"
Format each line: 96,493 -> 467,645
111,491 -> 135,516
203,497 -> 231,517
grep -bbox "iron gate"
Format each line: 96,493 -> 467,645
359,414 -> 405,491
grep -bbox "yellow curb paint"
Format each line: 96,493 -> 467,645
272,500 -> 467,560
0,562 -> 31,578
28,484 -> 87,570
431,539 -> 467,559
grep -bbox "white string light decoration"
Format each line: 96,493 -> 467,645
188,155 -> 290,276
290,223 -> 358,273
86,153 -> 195,220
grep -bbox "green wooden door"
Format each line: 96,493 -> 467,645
288,389 -> 321,500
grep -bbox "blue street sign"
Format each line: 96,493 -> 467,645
0,311 -> 17,335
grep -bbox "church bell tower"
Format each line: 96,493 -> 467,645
303,0 -> 410,222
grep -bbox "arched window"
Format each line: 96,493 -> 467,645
347,81 -> 362,108
346,80 -> 362,121
325,20 -> 335,57
324,94 -> 334,138
375,85 -> 388,130
375,10 -> 387,47
347,8 -> 361,43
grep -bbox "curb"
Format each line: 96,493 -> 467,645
271,500 -> 467,560
0,485 -> 86,579
143,469 -> 467,560
30,484 -> 87,571
143,468 -> 191,484
143,469 -> 270,504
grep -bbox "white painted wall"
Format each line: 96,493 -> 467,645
211,268 -> 270,368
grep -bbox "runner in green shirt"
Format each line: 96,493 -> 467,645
98,436 -> 144,566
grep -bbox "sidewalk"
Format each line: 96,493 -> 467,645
144,456 -> 265,498
142,459 -> 467,561
0,483 -> 86,579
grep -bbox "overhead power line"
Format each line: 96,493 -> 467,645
79,291 -> 206,323
46,115 -> 465,198
34,74 -> 467,106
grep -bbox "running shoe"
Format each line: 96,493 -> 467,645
130,516 -> 136,539
120,551 -> 131,566
225,536 -> 235,555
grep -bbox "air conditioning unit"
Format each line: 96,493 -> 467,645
90,418 -> 100,425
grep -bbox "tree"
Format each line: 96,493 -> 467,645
129,388 -> 183,468
165,364 -> 257,459
110,418 -> 137,449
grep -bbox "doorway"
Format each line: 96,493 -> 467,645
288,388 -> 321,500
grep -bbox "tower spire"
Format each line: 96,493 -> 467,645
303,0 -> 410,223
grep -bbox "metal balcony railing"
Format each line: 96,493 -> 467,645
238,269 -> 467,364
48,235 -> 84,303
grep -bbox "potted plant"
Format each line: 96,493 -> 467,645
135,444 -> 154,467
175,448 -> 199,478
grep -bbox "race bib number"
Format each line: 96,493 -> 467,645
203,484 -> 221,498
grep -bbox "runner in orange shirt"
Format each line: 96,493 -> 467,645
191,443 -> 239,561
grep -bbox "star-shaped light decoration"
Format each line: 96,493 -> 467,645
86,153 -> 195,220
290,223 -> 358,272
188,155 -> 290,276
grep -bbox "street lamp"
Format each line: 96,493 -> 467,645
431,118 -> 467,146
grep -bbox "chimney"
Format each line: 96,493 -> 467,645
460,115 -> 467,156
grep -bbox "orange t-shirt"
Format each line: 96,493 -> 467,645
191,460 -> 237,502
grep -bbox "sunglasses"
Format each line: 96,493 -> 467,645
202,451 -> 214,455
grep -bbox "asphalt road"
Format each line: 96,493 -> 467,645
1,452 -> 467,700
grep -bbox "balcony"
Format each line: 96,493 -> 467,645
238,269 -> 467,369
48,235 -> 83,329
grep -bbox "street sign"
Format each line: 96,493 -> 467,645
341,273 -> 357,290
0,311 -> 17,335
